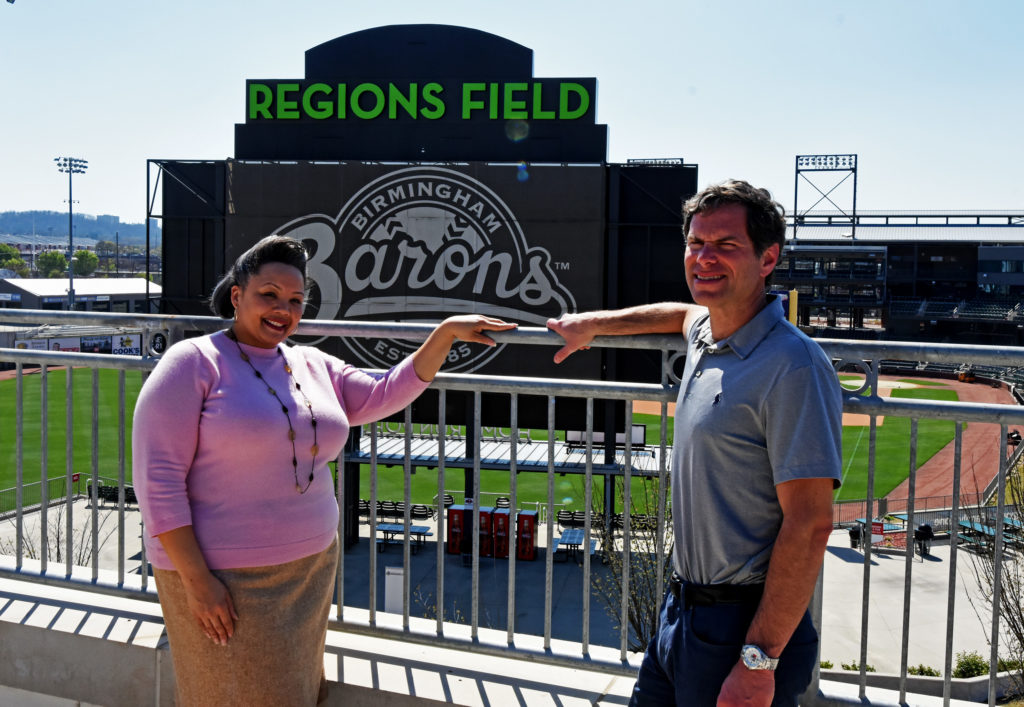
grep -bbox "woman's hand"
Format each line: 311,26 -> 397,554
156,525 -> 239,646
439,314 -> 517,346
183,571 -> 239,646
412,315 -> 517,381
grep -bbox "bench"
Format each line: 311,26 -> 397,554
956,533 -> 988,550
88,483 -> 137,506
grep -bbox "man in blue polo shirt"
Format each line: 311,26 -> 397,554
547,179 -> 841,706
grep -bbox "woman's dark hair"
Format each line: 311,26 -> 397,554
209,235 -> 309,318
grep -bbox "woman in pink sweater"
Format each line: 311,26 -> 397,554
133,235 -> 513,706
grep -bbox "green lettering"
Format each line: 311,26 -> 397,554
559,82 -> 590,120
302,83 -> 333,119
490,83 -> 499,119
388,83 -> 417,119
421,83 -> 445,119
462,83 -> 486,119
532,83 -> 556,119
276,83 -> 300,119
351,83 -> 385,119
249,83 -> 273,120
337,84 -> 347,119
503,82 -> 528,119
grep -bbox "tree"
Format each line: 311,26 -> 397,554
1,257 -> 29,277
37,250 -> 68,278
95,240 -> 116,271
0,243 -> 19,264
0,244 -> 29,277
72,249 -> 98,277
964,462 -> 1024,697
590,476 -> 673,652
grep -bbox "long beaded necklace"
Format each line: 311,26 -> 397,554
226,328 -> 319,494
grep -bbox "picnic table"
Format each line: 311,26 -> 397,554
552,528 -> 597,563
375,522 -> 433,553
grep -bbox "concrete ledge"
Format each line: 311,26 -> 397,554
821,668 -> 1016,704
0,569 -> 638,706
0,572 -> 172,707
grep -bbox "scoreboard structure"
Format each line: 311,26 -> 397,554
154,24 -> 698,430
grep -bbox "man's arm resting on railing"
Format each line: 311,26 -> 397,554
156,525 -> 239,647
717,477 -> 835,706
546,302 -> 707,364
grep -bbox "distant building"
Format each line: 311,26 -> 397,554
0,278 -> 161,312
0,233 -> 98,254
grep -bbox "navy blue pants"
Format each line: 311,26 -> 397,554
629,585 -> 818,706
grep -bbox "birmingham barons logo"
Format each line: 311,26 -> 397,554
274,166 -> 576,371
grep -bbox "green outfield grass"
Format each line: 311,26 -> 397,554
1,370 -> 960,508
358,465 -> 657,513
0,369 -> 143,492
835,387 -> 959,501
896,378 -> 951,387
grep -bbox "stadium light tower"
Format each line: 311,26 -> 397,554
54,157 -> 88,309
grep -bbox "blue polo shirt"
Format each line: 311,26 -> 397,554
671,296 -> 842,585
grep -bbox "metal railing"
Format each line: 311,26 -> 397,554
2,309 -> 1024,706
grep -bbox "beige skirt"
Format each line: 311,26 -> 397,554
154,537 -> 338,707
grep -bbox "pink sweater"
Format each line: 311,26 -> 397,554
132,331 -> 429,570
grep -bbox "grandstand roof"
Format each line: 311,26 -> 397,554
788,210 -> 1024,243
2,278 -> 161,297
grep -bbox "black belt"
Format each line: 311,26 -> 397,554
669,572 -> 764,607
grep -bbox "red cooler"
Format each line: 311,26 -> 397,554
447,504 -> 466,555
492,508 -> 510,558
517,510 -> 538,561
478,506 -> 494,557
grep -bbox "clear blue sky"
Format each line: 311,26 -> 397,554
1,0 -> 1020,224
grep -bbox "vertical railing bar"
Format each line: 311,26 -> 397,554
582,397 -> 594,654
403,407 -> 413,628
988,425 -> 1009,707
858,412 -> 878,699
471,391 -> 482,638
368,423 -> 378,623
620,400 -> 633,662
336,445 -> 345,621
120,371 -> 131,589
942,422 -> 964,706
91,369 -> 99,581
544,395 -> 555,649
41,364 -> 48,574
898,418 -> 919,704
506,393 -> 518,645
65,365 -> 73,578
656,400 -> 668,608
436,389 -> 446,635
15,363 -> 24,570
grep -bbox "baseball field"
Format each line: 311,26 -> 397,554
0,368 -> 980,512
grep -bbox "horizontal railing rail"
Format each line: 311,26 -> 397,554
1,309 -> 1024,705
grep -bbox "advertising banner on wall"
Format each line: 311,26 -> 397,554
113,333 -> 142,356
225,161 -> 606,381
81,336 -> 113,354
14,339 -> 46,350
47,337 -> 81,352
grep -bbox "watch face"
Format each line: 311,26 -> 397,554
741,644 -> 777,670
742,645 -> 763,667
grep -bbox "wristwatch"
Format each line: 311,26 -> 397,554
741,644 -> 779,671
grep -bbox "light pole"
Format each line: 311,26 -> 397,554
54,156 -> 87,309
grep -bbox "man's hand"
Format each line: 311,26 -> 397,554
546,314 -> 595,364
717,660 -> 774,706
